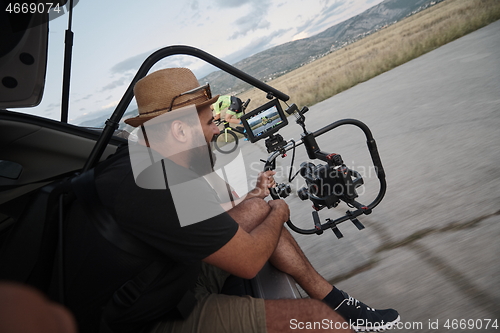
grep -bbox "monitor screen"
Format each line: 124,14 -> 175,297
240,99 -> 288,143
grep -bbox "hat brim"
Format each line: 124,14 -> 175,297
124,94 -> 219,127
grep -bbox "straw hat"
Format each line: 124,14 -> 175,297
125,68 -> 219,127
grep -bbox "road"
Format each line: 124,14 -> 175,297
214,20 -> 500,331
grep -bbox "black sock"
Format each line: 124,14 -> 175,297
322,287 -> 346,309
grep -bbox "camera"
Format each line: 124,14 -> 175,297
297,161 -> 364,210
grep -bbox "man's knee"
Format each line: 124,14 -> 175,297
228,198 -> 271,232
241,197 -> 269,211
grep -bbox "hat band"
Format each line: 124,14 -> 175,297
166,83 -> 211,112
138,94 -> 209,118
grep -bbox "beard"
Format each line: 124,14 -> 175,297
188,142 -> 216,176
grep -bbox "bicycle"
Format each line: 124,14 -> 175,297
212,98 -> 250,154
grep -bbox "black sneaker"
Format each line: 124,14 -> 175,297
334,290 -> 400,332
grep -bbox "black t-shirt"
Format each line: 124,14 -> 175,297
64,145 -> 238,333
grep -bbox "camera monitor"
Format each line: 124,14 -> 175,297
240,99 -> 288,143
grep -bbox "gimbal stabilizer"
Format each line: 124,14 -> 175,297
262,104 -> 386,238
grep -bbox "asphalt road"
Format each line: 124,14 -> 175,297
215,20 -> 500,331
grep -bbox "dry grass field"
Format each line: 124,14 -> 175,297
237,0 -> 500,110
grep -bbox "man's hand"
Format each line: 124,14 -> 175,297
248,170 -> 276,199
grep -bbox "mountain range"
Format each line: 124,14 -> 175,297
200,0 -> 443,95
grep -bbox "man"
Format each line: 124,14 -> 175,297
212,95 -> 244,125
64,68 -> 399,333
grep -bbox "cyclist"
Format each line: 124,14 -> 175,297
212,95 -> 244,126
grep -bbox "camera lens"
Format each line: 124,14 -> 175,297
278,184 -> 291,198
299,162 -> 315,177
297,187 -> 309,200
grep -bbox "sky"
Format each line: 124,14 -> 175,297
20,0 -> 384,124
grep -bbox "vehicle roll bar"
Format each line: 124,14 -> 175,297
83,45 -> 290,171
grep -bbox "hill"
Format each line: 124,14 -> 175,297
200,0 -> 444,95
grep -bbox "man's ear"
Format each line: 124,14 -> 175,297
171,120 -> 189,143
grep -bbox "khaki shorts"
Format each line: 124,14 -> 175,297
149,263 -> 267,333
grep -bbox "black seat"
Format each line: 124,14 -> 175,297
0,178 -> 72,303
